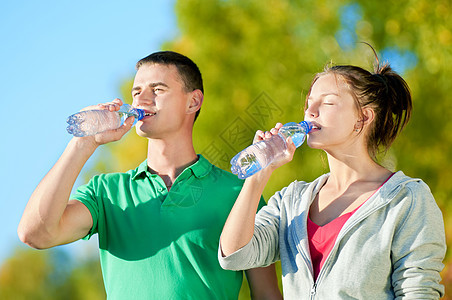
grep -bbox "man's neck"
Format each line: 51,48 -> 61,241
146,138 -> 198,187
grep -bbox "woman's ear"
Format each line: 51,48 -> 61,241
355,107 -> 375,131
361,107 -> 375,126
187,89 -> 203,114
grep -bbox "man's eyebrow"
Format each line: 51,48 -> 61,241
150,82 -> 169,88
132,82 -> 169,92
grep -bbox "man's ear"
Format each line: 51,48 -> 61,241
187,89 -> 203,114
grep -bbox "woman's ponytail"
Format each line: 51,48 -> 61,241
309,44 -> 413,159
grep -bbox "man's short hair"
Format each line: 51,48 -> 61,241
136,51 -> 203,121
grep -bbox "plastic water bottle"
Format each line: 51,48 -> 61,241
230,121 -> 312,179
66,104 -> 145,137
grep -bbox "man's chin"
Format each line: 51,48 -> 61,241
135,127 -> 157,139
135,127 -> 149,138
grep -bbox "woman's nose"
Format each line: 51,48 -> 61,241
305,104 -> 318,118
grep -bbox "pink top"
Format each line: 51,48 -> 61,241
307,207 -> 358,280
307,173 -> 395,280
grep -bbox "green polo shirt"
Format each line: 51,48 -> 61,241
72,155 -> 264,299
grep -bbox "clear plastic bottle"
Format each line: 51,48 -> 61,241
66,104 -> 145,137
230,121 -> 312,179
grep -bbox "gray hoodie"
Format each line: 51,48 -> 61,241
219,171 -> 446,299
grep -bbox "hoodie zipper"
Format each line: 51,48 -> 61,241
297,172 -> 413,297
310,282 -> 317,299
298,241 -> 317,298
312,198 -> 394,296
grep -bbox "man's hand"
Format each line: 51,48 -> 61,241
77,98 -> 135,146
17,98 -> 136,249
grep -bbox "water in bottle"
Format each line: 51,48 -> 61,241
230,121 -> 312,179
66,104 -> 145,137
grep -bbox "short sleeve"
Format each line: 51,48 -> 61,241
70,178 -> 100,240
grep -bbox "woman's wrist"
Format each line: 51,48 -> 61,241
245,167 -> 274,192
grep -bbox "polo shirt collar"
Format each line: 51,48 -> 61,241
189,155 -> 212,178
132,154 -> 212,180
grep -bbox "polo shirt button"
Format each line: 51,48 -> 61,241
158,187 -> 164,192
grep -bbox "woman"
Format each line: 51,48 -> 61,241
219,54 -> 446,298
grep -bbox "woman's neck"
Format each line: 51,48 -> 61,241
325,150 -> 391,190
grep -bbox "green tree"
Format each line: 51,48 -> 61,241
57,258 -> 106,300
0,247 -> 105,300
0,248 -> 56,300
87,0 -> 452,297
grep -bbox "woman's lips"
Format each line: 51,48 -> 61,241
307,122 -> 321,132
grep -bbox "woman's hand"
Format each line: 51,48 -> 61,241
253,123 -> 297,174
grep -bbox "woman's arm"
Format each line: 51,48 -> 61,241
391,181 -> 446,298
245,264 -> 283,300
220,123 -> 296,256
220,169 -> 274,256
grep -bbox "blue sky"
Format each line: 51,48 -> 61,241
0,0 -> 177,264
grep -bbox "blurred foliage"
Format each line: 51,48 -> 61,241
87,0 -> 452,297
0,248 -> 54,300
0,247 -> 105,299
7,0 -> 451,298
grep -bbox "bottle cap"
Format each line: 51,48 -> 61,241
136,108 -> 145,120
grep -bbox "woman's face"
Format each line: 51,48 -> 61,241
304,73 -> 362,152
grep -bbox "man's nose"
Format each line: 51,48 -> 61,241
133,88 -> 155,106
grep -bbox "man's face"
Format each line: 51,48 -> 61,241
131,63 -> 193,138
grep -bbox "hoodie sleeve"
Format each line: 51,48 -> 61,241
218,186 -> 288,270
391,180 -> 446,299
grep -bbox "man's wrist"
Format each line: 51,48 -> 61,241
70,136 -> 99,154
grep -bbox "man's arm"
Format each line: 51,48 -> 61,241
18,99 -> 133,249
245,265 -> 282,300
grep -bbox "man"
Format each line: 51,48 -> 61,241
18,51 -> 282,299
